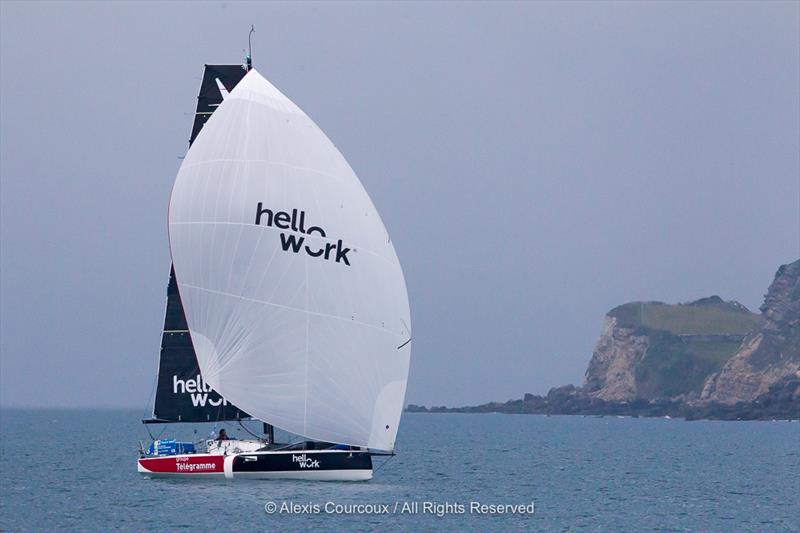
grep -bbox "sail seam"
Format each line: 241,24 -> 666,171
178,158 -> 349,185
179,282 -> 404,337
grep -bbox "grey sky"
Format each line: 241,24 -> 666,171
1,1 -> 798,408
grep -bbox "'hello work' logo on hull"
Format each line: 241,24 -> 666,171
254,203 -> 352,266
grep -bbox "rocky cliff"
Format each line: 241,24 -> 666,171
701,260 -> 800,403
582,315 -> 648,400
583,297 -> 759,401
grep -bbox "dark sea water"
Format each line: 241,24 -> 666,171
0,409 -> 797,532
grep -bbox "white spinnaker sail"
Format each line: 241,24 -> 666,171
168,69 -> 411,451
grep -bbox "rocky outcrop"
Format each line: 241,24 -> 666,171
407,375 -> 799,420
407,259 -> 800,420
583,298 -> 758,401
583,316 -> 648,400
701,260 -> 800,403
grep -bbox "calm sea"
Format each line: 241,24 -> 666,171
0,409 -> 797,532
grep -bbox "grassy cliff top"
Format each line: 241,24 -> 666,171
608,296 -> 759,336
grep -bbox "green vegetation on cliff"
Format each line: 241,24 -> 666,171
634,332 -> 744,398
593,296 -> 761,399
608,296 -> 759,336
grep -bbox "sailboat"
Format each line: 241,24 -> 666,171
137,52 -> 411,481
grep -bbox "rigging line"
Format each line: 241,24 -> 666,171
371,453 -> 396,477
238,419 -> 263,440
146,423 -> 168,442
218,394 -> 226,421
142,373 -> 158,421
401,318 -> 412,338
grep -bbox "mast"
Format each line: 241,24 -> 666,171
245,26 -> 270,443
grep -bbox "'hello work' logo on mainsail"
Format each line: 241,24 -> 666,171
173,375 -> 231,407
254,203 -> 352,266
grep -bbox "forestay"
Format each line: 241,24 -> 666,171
168,69 -> 411,451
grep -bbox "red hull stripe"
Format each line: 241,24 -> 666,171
140,455 -> 224,474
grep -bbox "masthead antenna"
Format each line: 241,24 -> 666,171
246,25 -> 255,71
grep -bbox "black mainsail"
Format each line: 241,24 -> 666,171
146,65 -> 249,424
188,65 -> 250,145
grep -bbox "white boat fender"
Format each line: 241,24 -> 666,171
223,455 -> 236,480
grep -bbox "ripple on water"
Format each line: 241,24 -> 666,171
1,410 -> 798,532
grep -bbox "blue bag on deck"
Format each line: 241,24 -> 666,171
147,439 -> 196,456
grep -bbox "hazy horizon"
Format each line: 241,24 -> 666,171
1,1 -> 798,409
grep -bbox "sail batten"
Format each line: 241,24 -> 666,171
169,69 -> 411,451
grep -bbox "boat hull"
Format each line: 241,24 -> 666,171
138,449 -> 373,481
